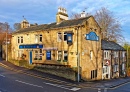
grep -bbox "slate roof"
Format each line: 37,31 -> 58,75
101,40 -> 125,51
13,16 -> 91,34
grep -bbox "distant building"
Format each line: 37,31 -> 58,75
102,40 -> 126,79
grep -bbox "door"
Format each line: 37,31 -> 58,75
29,51 -> 32,64
46,51 -> 51,60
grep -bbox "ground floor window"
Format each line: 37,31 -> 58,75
17,50 -> 23,58
91,69 -> 97,79
34,49 -> 42,60
58,51 -> 62,61
63,51 -> 68,62
113,64 -> 118,72
57,51 -> 68,62
103,66 -> 108,74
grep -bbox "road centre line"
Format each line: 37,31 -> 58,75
43,82 -> 81,91
15,80 -> 43,88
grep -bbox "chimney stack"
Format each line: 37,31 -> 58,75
81,11 -> 86,18
56,7 -> 68,24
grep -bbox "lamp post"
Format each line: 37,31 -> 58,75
6,31 -> 8,61
127,46 -> 129,70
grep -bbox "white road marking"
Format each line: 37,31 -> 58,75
43,82 -> 81,91
0,74 -> 5,77
70,87 -> 81,91
15,80 -> 43,88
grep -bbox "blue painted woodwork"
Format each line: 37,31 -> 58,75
29,51 -> 32,64
19,44 -> 43,49
86,32 -> 99,41
46,51 -> 51,60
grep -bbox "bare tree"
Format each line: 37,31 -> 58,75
0,22 -> 12,45
14,23 -> 21,30
94,7 -> 124,42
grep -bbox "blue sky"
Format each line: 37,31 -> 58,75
0,0 -> 130,43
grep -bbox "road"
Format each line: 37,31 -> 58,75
0,66 -> 80,92
0,64 -> 130,92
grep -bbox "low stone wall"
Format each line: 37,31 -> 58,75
8,59 -> 77,81
34,64 -> 77,81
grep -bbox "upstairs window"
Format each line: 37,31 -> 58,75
17,36 -> 23,44
35,34 -> 42,43
114,51 -> 118,58
64,33 -> 67,41
104,51 -> 109,59
57,33 -> 62,42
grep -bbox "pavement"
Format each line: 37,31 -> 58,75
0,58 -> 130,89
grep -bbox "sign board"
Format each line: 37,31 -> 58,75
86,32 -> 99,41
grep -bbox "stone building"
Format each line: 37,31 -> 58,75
102,40 -> 127,79
11,7 -> 102,81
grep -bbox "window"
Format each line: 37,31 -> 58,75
91,69 -> 97,79
17,36 -> 23,44
114,52 -> 118,58
64,33 -> 67,41
17,50 -> 23,58
103,66 -> 108,73
34,49 -> 42,60
21,37 -> 23,43
58,51 -> 62,60
57,51 -> 68,61
122,52 -> 125,57
104,51 -> 109,59
113,65 -> 118,72
90,50 -> 93,60
39,35 -> 42,42
64,51 -> 68,61
35,34 -> 42,43
57,33 -> 62,42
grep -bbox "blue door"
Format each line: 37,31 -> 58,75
29,51 -> 32,64
46,51 -> 51,60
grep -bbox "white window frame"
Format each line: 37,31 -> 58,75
57,51 -> 62,61
34,49 -> 42,60
104,50 -> 109,59
57,32 -> 62,42
114,51 -> 118,58
17,50 -> 23,58
35,34 -> 42,43
17,36 -> 23,44
122,51 -> 125,58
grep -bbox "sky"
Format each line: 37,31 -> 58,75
0,0 -> 130,43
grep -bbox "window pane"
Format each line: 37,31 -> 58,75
21,36 -> 23,43
64,51 -> 68,61
58,33 -> 62,41
40,35 -> 42,42
64,33 -> 67,41
58,51 -> 62,60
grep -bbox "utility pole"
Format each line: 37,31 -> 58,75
5,23 -> 8,61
